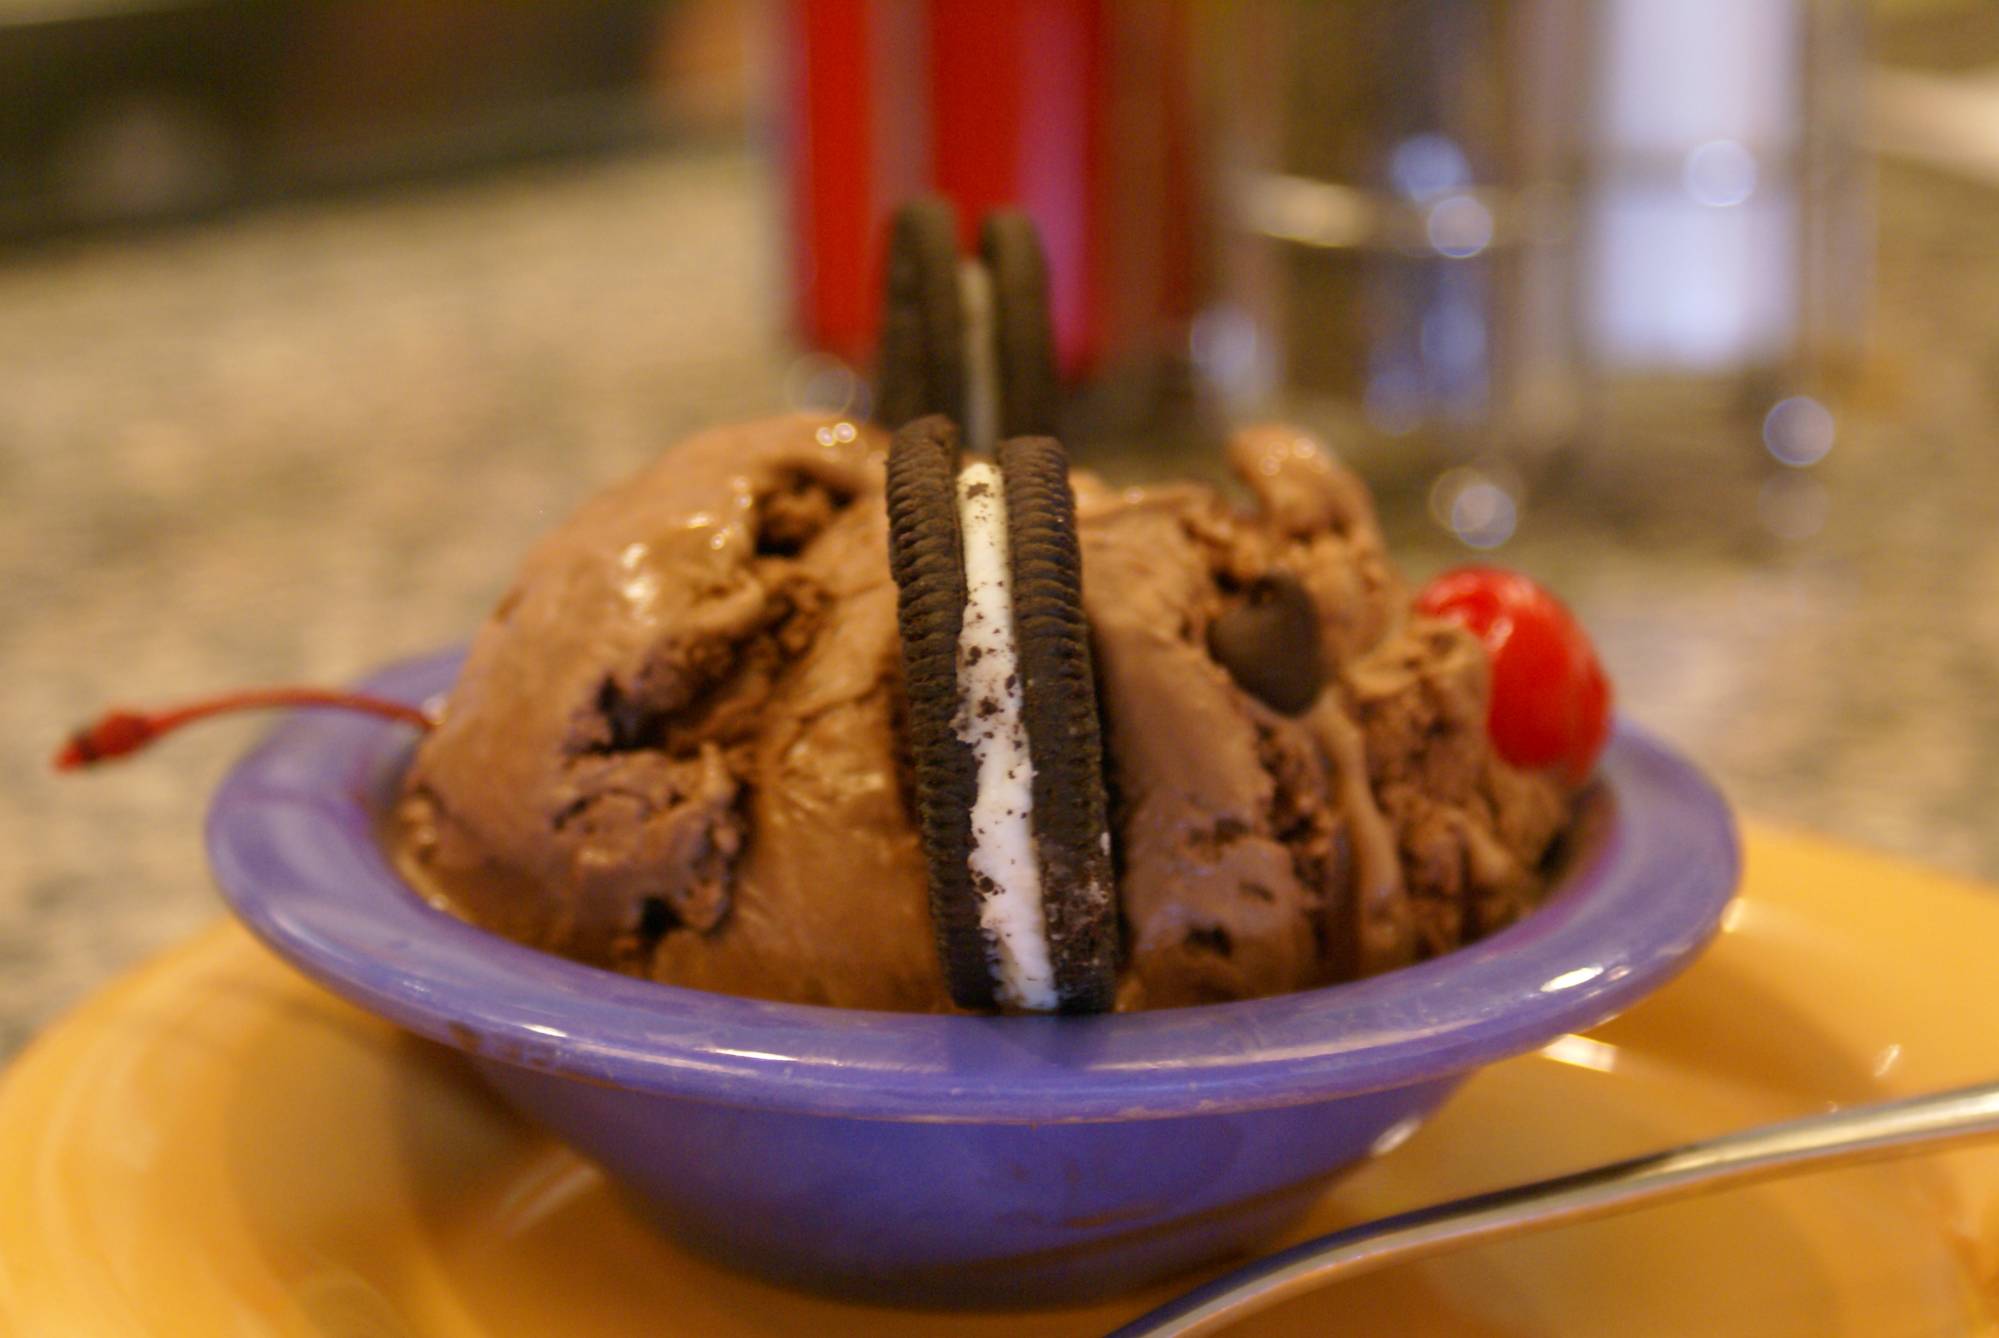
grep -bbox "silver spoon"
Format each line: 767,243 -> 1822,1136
1108,1078 -> 1999,1337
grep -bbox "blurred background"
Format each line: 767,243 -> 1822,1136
5,0 -> 1997,1058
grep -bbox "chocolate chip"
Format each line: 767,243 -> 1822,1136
595,676 -> 665,751
1186,925 -> 1233,957
637,896 -> 677,940
1208,572 -> 1324,715
754,472 -> 854,557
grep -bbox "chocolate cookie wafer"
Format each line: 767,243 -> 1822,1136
996,435 -> 1116,1010
875,199 -> 967,432
886,415 -> 1117,1012
980,211 -> 1060,440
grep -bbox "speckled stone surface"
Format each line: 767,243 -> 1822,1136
4,143 -> 1996,1061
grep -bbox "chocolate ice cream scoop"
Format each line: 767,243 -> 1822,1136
398,412 -> 956,1010
1071,425 -> 1570,1008
394,410 -> 1576,1013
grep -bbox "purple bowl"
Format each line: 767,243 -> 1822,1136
207,648 -> 1737,1306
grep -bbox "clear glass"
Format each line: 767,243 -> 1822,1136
1207,0 -> 1870,550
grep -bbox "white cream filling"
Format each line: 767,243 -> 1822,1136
958,259 -> 1001,454
952,461 -> 1056,1010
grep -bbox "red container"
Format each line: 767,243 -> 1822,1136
779,0 -> 1203,381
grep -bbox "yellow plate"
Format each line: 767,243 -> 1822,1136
4,824 -> 1999,1336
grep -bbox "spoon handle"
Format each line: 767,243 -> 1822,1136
1108,1079 -> 1999,1337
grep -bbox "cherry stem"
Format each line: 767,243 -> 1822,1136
53,687 -> 435,772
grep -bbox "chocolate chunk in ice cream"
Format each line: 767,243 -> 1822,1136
1208,572 -> 1324,716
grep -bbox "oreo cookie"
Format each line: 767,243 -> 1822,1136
886,414 -> 1117,1013
875,199 -> 1060,447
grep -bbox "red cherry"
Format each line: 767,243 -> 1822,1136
1413,567 -> 1612,784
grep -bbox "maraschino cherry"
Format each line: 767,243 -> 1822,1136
1414,567 -> 1611,785
53,687 -> 434,772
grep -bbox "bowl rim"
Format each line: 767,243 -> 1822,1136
208,648 -> 1739,1123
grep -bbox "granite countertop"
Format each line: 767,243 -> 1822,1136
4,139 -> 1997,1062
